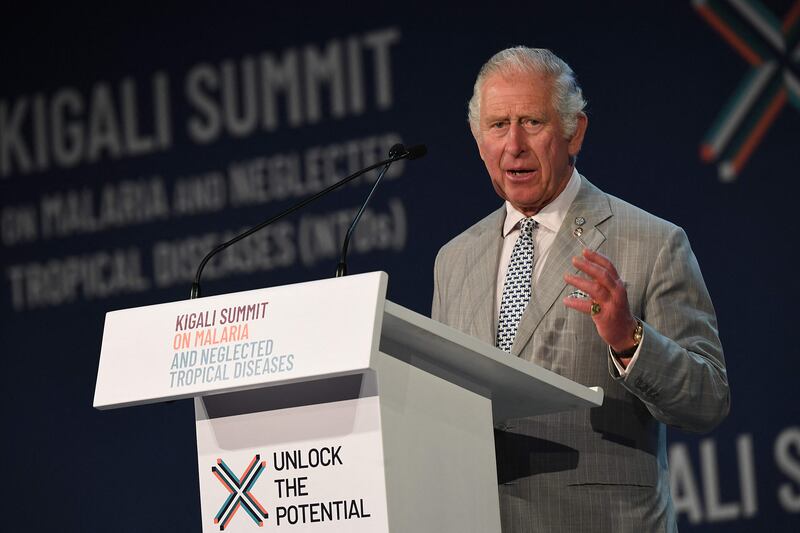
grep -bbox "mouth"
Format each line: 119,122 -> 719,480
505,169 -> 537,179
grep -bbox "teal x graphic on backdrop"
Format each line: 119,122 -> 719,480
694,0 -> 800,181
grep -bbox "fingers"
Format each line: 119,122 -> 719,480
582,248 -> 620,279
563,248 -> 624,311
564,272 -> 609,302
572,253 -> 623,295
563,249 -> 637,349
563,294 -> 593,314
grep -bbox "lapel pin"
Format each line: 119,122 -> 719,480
574,216 -> 586,226
572,227 -> 588,249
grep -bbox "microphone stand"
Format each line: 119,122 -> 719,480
334,143 -> 408,277
190,150 -> 411,299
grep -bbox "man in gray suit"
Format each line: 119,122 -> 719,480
432,47 -> 729,532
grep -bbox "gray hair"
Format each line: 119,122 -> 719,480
467,47 -> 587,137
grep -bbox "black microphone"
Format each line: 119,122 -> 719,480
334,143 -> 418,277
189,142 -> 428,299
404,144 -> 427,160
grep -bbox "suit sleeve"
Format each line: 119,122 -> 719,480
610,226 -> 730,433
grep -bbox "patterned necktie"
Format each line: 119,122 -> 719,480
496,217 -> 537,352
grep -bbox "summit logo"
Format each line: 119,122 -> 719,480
211,455 -> 269,530
694,0 -> 800,181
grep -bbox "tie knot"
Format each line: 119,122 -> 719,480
520,217 -> 536,238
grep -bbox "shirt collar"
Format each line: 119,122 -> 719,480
502,167 -> 581,236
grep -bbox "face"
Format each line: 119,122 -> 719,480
474,71 -> 587,216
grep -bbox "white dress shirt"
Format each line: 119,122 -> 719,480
495,168 -> 642,375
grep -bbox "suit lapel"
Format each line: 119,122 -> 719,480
511,176 -> 613,357
462,206 -> 505,344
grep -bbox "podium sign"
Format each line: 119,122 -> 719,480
94,273 -> 386,409
196,397 -> 389,532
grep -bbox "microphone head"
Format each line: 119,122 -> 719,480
388,143 -> 407,159
405,144 -> 428,160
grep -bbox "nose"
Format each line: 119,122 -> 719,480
505,123 -> 525,156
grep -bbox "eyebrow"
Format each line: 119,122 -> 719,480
482,113 -> 546,124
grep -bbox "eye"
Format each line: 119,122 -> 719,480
489,120 -> 509,129
522,118 -> 541,128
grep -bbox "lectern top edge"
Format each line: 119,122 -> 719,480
380,300 -> 604,410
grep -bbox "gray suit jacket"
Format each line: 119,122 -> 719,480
432,176 -> 729,532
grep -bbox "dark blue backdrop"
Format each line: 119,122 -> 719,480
2,2 -> 798,531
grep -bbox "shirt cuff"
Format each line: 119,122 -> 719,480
608,331 -> 644,377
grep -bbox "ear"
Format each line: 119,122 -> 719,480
568,112 -> 588,157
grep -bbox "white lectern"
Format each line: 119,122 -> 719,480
94,272 -> 603,532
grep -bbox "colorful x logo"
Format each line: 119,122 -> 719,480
212,455 -> 269,530
694,0 -> 800,181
